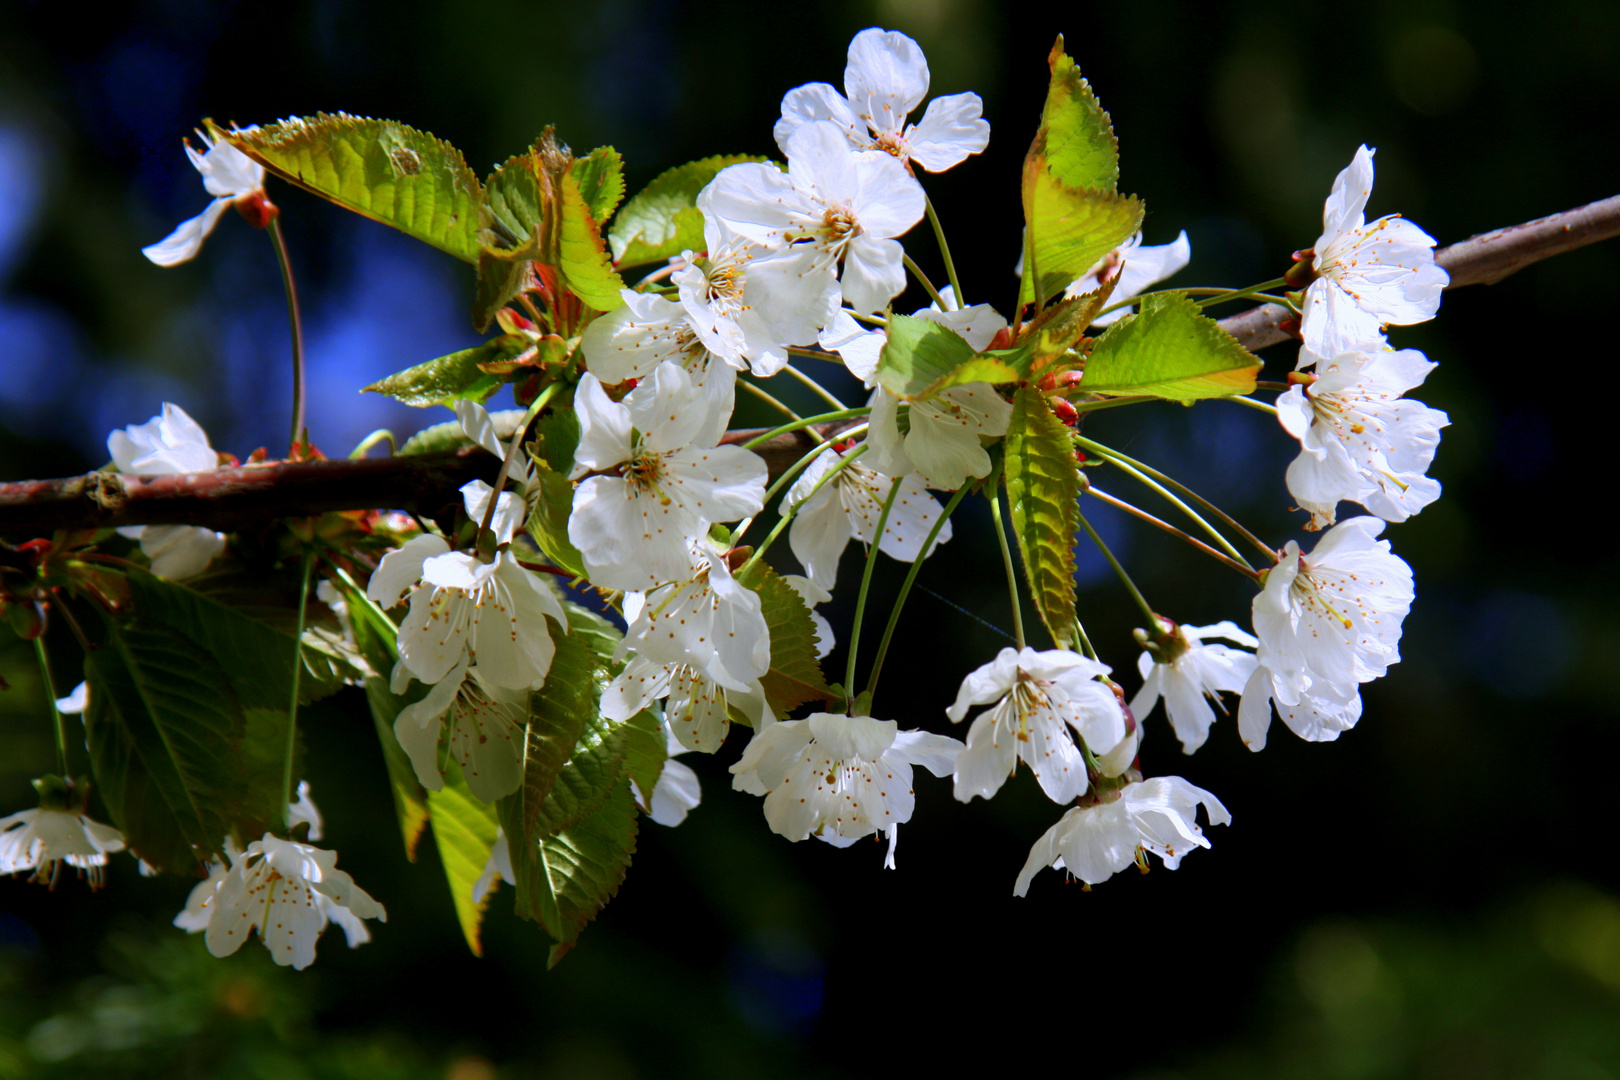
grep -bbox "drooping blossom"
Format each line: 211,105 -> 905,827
1278,345 -> 1449,529
785,441 -> 954,590
602,654 -> 770,754
1131,621 -> 1259,754
1300,145 -> 1448,357
368,480 -> 566,691
1238,517 -> 1413,750
730,712 -> 961,868
702,120 -> 925,314
630,721 -> 703,828
0,779 -> 126,888
866,383 -> 1013,490
1065,230 -> 1191,325
568,366 -> 767,590
774,27 -> 990,174
108,404 -> 227,579
142,129 -> 268,266
391,659 -> 526,802
203,834 -> 386,970
1014,777 -> 1230,895
946,647 -> 1127,804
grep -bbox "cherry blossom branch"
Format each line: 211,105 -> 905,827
1219,194 -> 1620,351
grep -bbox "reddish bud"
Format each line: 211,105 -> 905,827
1283,250 -> 1317,290
1050,397 -> 1079,426
235,191 -> 279,229
1278,317 -> 1303,341
986,327 -> 1014,352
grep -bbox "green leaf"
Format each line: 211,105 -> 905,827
534,783 -> 638,966
557,170 -> 625,312
427,759 -> 502,957
82,570 -> 325,871
872,314 -> 979,401
524,407 -> 587,578
1003,388 -> 1080,648
609,154 -> 766,268
481,151 -> 546,253
1036,38 -> 1120,193
1079,292 -> 1261,399
621,707 -> 667,810
363,343 -> 507,407
735,562 -> 837,718
223,115 -> 482,263
185,566 -> 359,702
572,147 -> 625,226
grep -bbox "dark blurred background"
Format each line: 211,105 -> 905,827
2,0 -> 1619,1076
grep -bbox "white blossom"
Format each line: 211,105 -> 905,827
108,404 -> 226,579
142,129 -> 266,266
174,852 -> 232,932
368,480 -> 567,691
630,722 -> 703,828
1238,517 -> 1413,750
730,712 -> 961,867
0,799 -> 125,888
820,286 -> 1003,388
288,780 -> 323,840
54,682 -> 89,714
1278,345 -> 1449,529
1131,621 -> 1259,754
568,366 -> 767,590
601,653 -> 770,754
1301,145 -> 1448,356
702,120 -> 925,314
1064,231 -> 1191,325
785,442 -> 953,590
1014,777 -> 1230,895
947,647 -> 1127,804
391,659 -> 526,801
204,834 -> 385,970
774,27 -> 990,173
866,383 -> 1013,490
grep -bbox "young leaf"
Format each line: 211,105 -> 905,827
1079,292 -> 1261,399
363,342 -> 509,407
524,408 -> 588,578
427,759 -> 502,957
609,154 -> 767,268
735,562 -> 837,717
872,314 -> 978,401
1036,37 -> 1120,193
558,170 -> 625,312
223,115 -> 483,263
621,707 -> 668,811
1003,388 -> 1080,648
572,147 -> 626,226
534,782 -> 638,966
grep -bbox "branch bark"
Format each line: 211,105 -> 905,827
3,195 -> 1617,538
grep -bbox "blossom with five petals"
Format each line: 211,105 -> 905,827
865,383 -> 1013,490
568,366 -> 767,590
0,778 -> 126,889
142,130 -> 267,266
108,404 -> 227,579
947,647 -> 1127,804
1278,345 -> 1449,529
1130,621 -> 1258,754
774,27 -> 990,174
390,659 -> 526,801
1301,145 -> 1448,357
1014,777 -> 1230,895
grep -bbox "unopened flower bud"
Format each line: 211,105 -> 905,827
234,190 -> 279,229
1284,248 -> 1318,289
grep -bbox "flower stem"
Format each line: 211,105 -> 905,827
739,444 -> 868,575
779,363 -> 849,411
34,637 -> 68,777
1074,437 -> 1248,564
924,194 -> 964,307
282,549 -> 315,827
902,253 -> 948,311
866,483 -> 969,700
844,475 -> 904,708
986,485 -> 1026,650
1075,507 -> 1157,626
1225,395 -> 1280,416
1072,618 -> 1098,660
1069,395 -> 1154,414
349,429 -> 397,459
478,380 -> 564,542
742,407 -> 870,450
1087,485 -> 1261,581
738,379 -> 802,423
267,218 -> 306,452
1193,277 -> 1288,310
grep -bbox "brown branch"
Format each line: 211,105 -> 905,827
0,425 -> 840,537
1218,193 -> 1620,352
3,195 -> 1616,538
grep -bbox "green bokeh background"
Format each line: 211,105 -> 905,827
1,1 -> 1618,1076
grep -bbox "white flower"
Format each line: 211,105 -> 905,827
1014,777 -> 1230,895
617,538 -> 771,700
142,129 -> 267,266
674,221 -> 839,378
630,722 -> 703,828
1237,517 -> 1413,750
1278,345 -> 1449,529
866,383 -> 1013,490
0,796 -> 125,888
774,27 -> 990,174
1064,231 -> 1191,325
820,286 -> 1003,388
471,829 -> 514,905
1301,145 -> 1448,356
174,853 -> 232,932
108,403 -> 226,579
288,780 -> 323,840
391,659 -> 526,801
701,120 -> 925,314
785,442 -> 954,590
783,574 -> 835,659
54,682 -> 89,714
946,647 -> 1127,805
730,712 -> 961,867
368,480 -> 566,691
204,834 -> 385,970
1130,621 -> 1259,754
601,653 -> 770,754
579,290 -> 738,446
568,366 -> 767,591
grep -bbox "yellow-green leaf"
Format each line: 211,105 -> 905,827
363,342 -> 508,407
1020,171 -> 1142,310
1080,292 -> 1261,399
572,146 -> 625,226
1037,37 -> 1120,192
1003,388 -> 1079,648
609,154 -> 767,268
558,170 -> 625,312
428,760 -> 502,956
